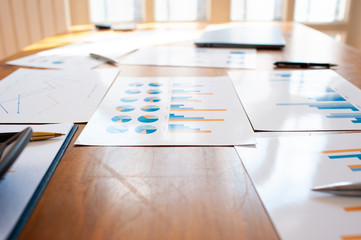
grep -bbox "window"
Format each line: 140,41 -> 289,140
231,0 -> 283,21
294,0 -> 348,23
155,0 -> 207,22
89,0 -> 141,23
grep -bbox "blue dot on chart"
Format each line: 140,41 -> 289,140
141,105 -> 160,112
106,126 -> 128,134
144,97 -> 161,103
121,97 -> 138,102
129,82 -> 143,87
138,115 -> 159,123
135,125 -> 157,134
149,82 -> 163,87
116,105 -> 135,112
111,115 -> 132,123
52,61 -> 64,64
125,89 -> 141,94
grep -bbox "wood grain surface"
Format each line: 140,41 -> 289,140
1,22 -> 361,240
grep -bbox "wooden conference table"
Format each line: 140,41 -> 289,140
1,22 -> 361,240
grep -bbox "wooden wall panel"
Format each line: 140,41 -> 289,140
25,0 -> 44,43
0,0 -> 18,58
54,0 -> 71,34
39,0 -> 56,38
10,0 -> 30,50
69,0 -> 90,25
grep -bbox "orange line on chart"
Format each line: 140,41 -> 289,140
38,94 -> 60,113
344,206 -> 361,212
322,148 -> 361,154
342,235 -> 361,240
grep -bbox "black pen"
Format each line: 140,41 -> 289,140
274,61 -> 337,69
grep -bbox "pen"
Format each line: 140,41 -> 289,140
274,61 -> 337,69
0,131 -> 65,142
312,181 -> 361,196
89,53 -> 118,64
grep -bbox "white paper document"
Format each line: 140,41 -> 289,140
0,123 -> 74,240
76,76 -> 255,146
235,133 -> 361,240
229,70 -> 361,131
121,46 -> 256,69
0,68 -> 119,123
6,42 -> 137,69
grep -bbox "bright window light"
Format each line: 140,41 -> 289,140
155,0 -> 206,22
294,0 -> 348,23
89,0 -> 140,23
231,0 -> 283,21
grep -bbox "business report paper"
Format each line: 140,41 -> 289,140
0,68 -> 119,123
236,133 -> 361,240
229,70 -> 361,131
121,46 -> 256,69
76,76 -> 255,146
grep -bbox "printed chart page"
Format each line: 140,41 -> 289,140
0,68 -> 119,123
121,46 -> 256,69
229,70 -> 361,131
235,133 -> 361,240
0,123 -> 74,240
76,76 -> 255,146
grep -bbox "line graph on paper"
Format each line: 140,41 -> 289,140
0,68 -> 118,123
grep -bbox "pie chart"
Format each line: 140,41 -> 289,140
121,97 -> 138,102
116,105 -> 135,112
138,115 -> 158,123
141,105 -> 160,112
135,125 -> 157,134
129,82 -> 143,87
106,126 -> 128,134
125,89 -> 141,94
147,89 -> 162,94
111,115 -> 132,123
144,97 -> 161,103
149,82 -> 162,87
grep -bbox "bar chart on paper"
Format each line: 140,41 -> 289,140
75,76 -> 255,146
235,133 -> 361,240
229,70 -> 361,131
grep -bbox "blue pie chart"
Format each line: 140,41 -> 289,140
138,115 -> 158,123
135,125 -> 157,134
149,82 -> 162,87
126,89 -> 141,94
106,126 -> 128,134
121,97 -> 138,102
147,89 -> 162,94
144,97 -> 161,103
141,105 -> 160,112
129,82 -> 143,87
116,105 -> 135,112
111,115 -> 132,123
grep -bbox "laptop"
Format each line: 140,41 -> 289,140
195,25 -> 286,49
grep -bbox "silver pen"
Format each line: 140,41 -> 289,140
312,181 -> 361,196
89,53 -> 118,64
